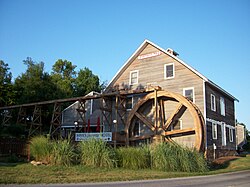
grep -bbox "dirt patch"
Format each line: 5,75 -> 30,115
213,156 -> 239,165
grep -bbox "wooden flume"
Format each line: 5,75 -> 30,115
0,87 -> 205,151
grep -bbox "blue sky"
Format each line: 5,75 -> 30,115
0,0 -> 249,129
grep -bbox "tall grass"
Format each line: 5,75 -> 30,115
117,146 -> 151,170
50,137 -> 76,166
30,136 -> 208,171
78,138 -> 116,168
30,136 -> 75,166
30,136 -> 52,164
151,143 -> 208,172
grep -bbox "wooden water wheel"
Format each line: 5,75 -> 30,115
125,90 -> 205,151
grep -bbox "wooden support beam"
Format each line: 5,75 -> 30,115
49,103 -> 62,137
159,99 -> 165,128
163,103 -> 187,130
28,105 -> 42,137
1,109 -> 13,126
165,128 -> 195,136
135,112 -> 155,132
76,100 -> 86,132
100,97 -> 112,132
16,107 -> 27,125
0,88 -> 153,111
154,89 -> 158,133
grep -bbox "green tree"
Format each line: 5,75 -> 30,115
14,57 -> 58,104
74,67 -> 103,96
0,60 -> 15,106
51,59 -> 76,98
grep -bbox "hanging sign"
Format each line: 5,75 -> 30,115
138,51 -> 162,60
75,132 -> 112,142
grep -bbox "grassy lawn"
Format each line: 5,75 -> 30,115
0,155 -> 250,184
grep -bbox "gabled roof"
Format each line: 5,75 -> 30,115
107,39 -> 238,102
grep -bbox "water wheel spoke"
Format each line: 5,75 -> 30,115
163,102 -> 187,130
165,127 -> 195,136
135,111 -> 155,132
158,98 -> 165,128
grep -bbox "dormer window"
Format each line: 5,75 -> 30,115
129,70 -> 139,85
164,63 -> 175,79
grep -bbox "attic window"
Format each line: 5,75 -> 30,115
130,70 -> 139,85
164,63 -> 175,79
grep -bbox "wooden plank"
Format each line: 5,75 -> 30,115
135,112 -> 155,132
163,103 -> 186,130
165,128 -> 195,136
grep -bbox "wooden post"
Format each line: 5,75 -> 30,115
154,89 -> 158,135
27,142 -> 30,162
114,95 -> 119,148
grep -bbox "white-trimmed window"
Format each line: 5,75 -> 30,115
220,97 -> 225,116
212,122 -> 217,139
183,87 -> 195,103
129,70 -> 139,85
211,94 -> 216,112
229,128 -> 234,142
164,63 -> 175,79
221,122 -> 227,146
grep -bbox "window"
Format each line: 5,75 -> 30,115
126,97 -> 133,110
164,63 -> 175,79
129,70 -> 139,85
133,121 -> 141,137
211,94 -> 216,112
212,122 -> 217,139
229,128 -> 234,142
220,97 -> 225,116
183,87 -> 195,103
221,122 -> 226,146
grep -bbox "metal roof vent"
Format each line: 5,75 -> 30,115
167,48 -> 179,57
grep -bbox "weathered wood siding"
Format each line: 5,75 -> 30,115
107,43 -> 205,115
205,83 -> 236,149
236,124 -> 246,148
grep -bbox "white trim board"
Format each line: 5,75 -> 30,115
206,118 -> 235,129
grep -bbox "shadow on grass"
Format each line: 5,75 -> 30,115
0,161 -> 27,167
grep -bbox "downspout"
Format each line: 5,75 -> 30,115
203,80 -> 208,153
